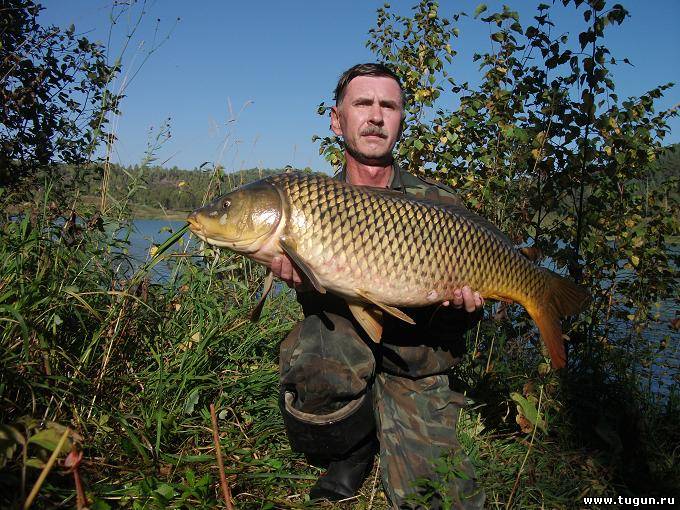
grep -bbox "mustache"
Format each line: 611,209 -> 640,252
361,126 -> 387,137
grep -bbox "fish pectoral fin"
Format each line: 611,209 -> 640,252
348,303 -> 383,343
354,288 -> 415,325
279,238 -> 326,294
250,270 -> 274,322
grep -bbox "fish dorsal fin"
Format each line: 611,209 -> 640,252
348,302 -> 383,343
279,237 -> 326,294
354,288 -> 415,325
250,270 -> 274,322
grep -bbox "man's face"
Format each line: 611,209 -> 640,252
331,75 -> 403,166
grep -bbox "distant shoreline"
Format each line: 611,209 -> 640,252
131,205 -> 191,221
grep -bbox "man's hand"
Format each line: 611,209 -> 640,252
271,255 -> 306,290
442,286 -> 484,313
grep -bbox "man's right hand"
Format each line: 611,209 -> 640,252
271,255 -> 306,290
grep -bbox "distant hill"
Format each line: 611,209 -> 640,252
66,164 -> 313,218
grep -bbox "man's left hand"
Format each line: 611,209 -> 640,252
442,286 -> 484,313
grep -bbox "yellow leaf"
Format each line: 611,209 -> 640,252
630,255 -> 640,267
537,363 -> 551,376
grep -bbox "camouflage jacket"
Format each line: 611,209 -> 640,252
296,163 -> 480,379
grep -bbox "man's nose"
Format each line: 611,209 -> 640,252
368,103 -> 384,124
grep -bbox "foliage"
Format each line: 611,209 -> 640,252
0,197 -> 307,508
0,0 -> 121,194
317,0 -> 679,392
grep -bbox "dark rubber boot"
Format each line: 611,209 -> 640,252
309,436 -> 378,501
279,388 -> 377,501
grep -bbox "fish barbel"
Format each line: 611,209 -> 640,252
187,171 -> 589,368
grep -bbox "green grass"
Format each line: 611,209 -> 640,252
1,201 -> 678,509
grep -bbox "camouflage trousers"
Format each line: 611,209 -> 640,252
280,313 -> 485,509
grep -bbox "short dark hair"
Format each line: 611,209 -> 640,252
334,63 -> 405,109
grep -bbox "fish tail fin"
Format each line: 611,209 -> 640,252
525,270 -> 590,369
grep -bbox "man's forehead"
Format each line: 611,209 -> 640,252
344,75 -> 402,100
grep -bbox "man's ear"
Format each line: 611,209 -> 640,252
330,105 -> 343,136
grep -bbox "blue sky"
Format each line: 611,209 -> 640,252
40,1 -> 679,173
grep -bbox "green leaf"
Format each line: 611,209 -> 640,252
155,483 -> 175,500
474,3 -> 487,18
511,392 -> 546,432
25,457 -> 46,469
90,499 -> 113,510
184,389 -> 200,414
0,425 -> 24,468
28,425 -> 71,454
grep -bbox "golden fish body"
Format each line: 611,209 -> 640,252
188,171 -> 589,368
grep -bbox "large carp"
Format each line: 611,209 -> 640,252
187,171 -> 589,368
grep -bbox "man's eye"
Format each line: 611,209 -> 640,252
223,200 -> 231,209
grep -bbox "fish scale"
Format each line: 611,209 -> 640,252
273,172 -> 522,303
188,171 -> 589,368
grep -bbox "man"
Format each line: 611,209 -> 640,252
272,63 -> 485,509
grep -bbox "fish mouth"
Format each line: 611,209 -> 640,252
186,214 -> 265,252
186,213 -> 202,234
186,214 -> 213,243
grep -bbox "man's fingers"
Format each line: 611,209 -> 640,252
475,293 -> 484,309
281,257 -> 305,286
271,255 -> 296,288
462,286 -> 477,313
271,256 -> 283,278
451,288 -> 464,309
273,255 -> 307,289
291,265 -> 302,285
280,258 -> 292,280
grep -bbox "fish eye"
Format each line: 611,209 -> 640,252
222,199 -> 231,209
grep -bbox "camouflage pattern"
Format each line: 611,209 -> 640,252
375,373 -> 485,509
279,165 -> 485,509
279,312 -> 375,415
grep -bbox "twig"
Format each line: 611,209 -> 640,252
24,427 -> 70,509
210,404 -> 234,510
506,385 -> 543,509
485,334 -> 496,373
368,456 -> 381,509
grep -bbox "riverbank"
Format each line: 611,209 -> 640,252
130,203 -> 192,220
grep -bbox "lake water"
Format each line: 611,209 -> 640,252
121,218 -> 193,283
